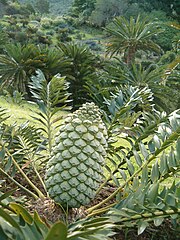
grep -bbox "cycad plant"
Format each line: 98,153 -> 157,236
0,43 -> 44,96
0,70 -> 70,200
58,42 -> 98,110
0,44 -> 71,98
0,114 -> 46,199
105,15 -> 162,65
103,60 -> 177,112
85,89 -> 180,234
29,69 -> 70,157
37,46 -> 71,81
0,194 -> 115,240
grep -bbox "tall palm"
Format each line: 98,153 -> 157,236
105,15 -> 163,65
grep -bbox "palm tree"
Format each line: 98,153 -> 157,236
105,15 -> 163,65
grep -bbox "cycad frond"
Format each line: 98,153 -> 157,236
58,42 -> 98,110
29,69 -> 70,154
88,110 -> 180,232
0,43 -> 44,93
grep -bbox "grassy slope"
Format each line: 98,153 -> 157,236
0,96 -> 38,126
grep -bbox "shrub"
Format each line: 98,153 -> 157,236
153,24 -> 179,51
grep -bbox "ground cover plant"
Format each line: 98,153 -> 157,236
0,1 -> 179,239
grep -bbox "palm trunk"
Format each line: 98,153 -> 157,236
125,46 -> 136,66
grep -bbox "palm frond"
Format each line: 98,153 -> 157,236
58,42 -> 98,110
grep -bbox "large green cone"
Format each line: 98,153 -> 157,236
45,102 -> 107,208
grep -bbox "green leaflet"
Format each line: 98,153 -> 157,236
147,182 -> 159,202
10,203 -> 33,224
138,220 -> 149,235
45,222 -> 67,240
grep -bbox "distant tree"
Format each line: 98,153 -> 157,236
0,0 -> 8,4
25,3 -> 36,15
35,0 -> 50,14
89,0 -> 129,26
72,0 -> 96,17
3,1 -> 34,16
129,0 -> 180,20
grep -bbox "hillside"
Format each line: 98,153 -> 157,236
19,0 -> 74,15
49,0 -> 73,14
0,2 -> 7,17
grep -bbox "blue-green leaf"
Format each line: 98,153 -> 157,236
138,220 -> 149,235
153,135 -> 161,149
139,143 -> 149,160
0,147 -> 5,161
160,152 -> 168,175
148,140 -> 155,153
151,161 -> 160,182
4,156 -> 12,172
141,166 -> 148,185
175,138 -> 180,161
154,217 -> 164,226
147,182 -> 159,202
0,208 -> 22,232
111,175 -> 120,187
126,159 -> 135,175
119,169 -> 127,181
133,149 -> 142,167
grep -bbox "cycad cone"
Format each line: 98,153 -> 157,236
45,102 -> 108,208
